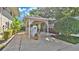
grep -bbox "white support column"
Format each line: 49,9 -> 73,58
25,21 -> 29,38
29,19 -> 30,39
47,21 -> 49,36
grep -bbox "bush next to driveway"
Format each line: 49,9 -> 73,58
54,17 -> 79,36
57,35 -> 79,44
54,17 -> 79,44
3,29 -> 13,40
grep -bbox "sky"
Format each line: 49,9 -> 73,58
18,7 -> 37,20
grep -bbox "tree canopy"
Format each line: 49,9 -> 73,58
54,17 -> 79,35
29,7 -> 79,20
28,7 -> 79,35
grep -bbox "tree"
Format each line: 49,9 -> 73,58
29,7 -> 55,18
29,7 -> 79,36
29,7 -> 79,20
11,17 -> 22,34
54,17 -> 79,36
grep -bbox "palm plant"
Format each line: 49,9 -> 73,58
11,17 -> 22,34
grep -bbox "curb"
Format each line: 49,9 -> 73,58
0,35 -> 15,50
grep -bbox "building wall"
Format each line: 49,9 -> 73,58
0,13 -> 12,32
0,7 -> 13,33
2,8 -> 13,20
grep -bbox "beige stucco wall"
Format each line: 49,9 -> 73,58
0,13 -> 12,32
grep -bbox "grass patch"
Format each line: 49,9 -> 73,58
58,35 -> 79,44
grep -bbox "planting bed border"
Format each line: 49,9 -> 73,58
0,35 -> 15,50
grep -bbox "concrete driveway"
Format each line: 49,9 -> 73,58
2,32 -> 73,51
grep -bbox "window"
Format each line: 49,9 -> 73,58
5,22 -> 9,28
3,7 -> 7,10
10,12 -> 12,16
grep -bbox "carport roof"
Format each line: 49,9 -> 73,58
26,16 -> 48,20
25,16 -> 56,21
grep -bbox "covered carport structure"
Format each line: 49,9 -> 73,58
24,16 -> 50,39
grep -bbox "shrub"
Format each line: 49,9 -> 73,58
12,29 -> 17,35
3,29 -> 13,40
54,17 -> 79,36
57,35 -> 79,44
11,17 -> 22,34
3,31 -> 10,40
8,29 -> 13,37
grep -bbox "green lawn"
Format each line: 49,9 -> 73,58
58,35 -> 79,44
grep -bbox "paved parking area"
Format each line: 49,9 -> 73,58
3,32 -> 73,51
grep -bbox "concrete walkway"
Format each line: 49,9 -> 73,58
60,44 -> 79,51
2,32 -> 73,51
